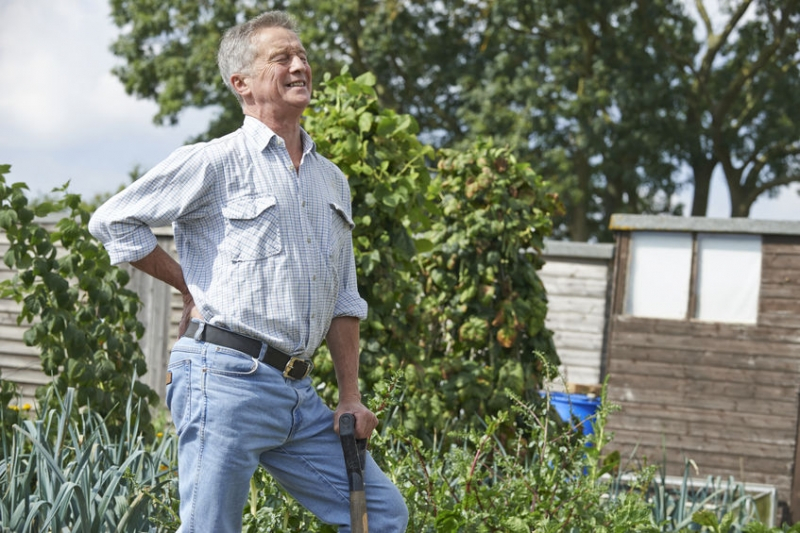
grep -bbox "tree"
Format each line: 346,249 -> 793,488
108,0 -> 686,240
665,0 -> 800,217
414,142 -> 561,432
301,69 -> 436,411
449,0 -> 694,240
109,0 -> 800,239
108,0 -> 480,142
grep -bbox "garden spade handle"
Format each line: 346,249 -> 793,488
339,413 -> 368,533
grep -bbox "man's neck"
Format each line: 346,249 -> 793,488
244,109 -> 304,167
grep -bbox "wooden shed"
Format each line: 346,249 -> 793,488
604,214 -> 800,523
538,240 -> 614,389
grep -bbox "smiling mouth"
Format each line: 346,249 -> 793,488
286,81 -> 306,88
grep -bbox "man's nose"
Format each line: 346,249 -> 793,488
289,55 -> 307,71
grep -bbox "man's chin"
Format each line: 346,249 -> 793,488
287,94 -> 311,108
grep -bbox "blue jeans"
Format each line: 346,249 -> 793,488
166,335 -> 408,532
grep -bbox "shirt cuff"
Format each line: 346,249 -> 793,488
333,291 -> 368,320
102,230 -> 158,265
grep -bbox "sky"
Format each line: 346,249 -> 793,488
1,0 -> 798,221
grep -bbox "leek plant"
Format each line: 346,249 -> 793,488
0,387 -> 178,532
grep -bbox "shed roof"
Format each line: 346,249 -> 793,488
542,239 -> 615,259
609,214 -> 800,236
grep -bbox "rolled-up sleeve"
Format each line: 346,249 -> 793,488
333,243 -> 369,319
88,211 -> 158,265
331,187 -> 368,320
88,144 -> 211,265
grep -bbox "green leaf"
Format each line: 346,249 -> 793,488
354,71 -> 376,87
357,112 -> 373,133
413,238 -> 434,253
692,509 -> 719,528
0,209 -> 19,230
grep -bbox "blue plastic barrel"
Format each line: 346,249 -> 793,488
546,391 -> 601,436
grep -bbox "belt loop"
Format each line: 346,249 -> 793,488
257,342 -> 268,362
193,321 -> 205,341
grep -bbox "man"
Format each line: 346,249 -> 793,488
89,11 -> 408,533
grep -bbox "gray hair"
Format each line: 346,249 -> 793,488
218,11 -> 299,104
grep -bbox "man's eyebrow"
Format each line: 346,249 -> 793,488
268,46 -> 307,59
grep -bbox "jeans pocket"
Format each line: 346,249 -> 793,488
166,358 -> 192,436
206,346 -> 260,377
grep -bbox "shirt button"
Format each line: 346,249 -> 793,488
312,275 -> 317,281
307,238 -> 311,244
302,201 -> 306,207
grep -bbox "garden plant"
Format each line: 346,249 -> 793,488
1,377 -> 795,532
1,69 -> 799,531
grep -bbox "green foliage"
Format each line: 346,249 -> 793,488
235,378 -> 787,532
0,370 -> 23,448
107,0 -> 800,240
0,166 -> 158,439
648,459 -> 764,532
109,0 -> 239,133
0,387 -> 177,532
407,143 -> 563,433
303,69 -> 436,408
235,379 -> 658,532
673,0 -> 800,217
301,71 -> 560,439
0,375 -> 789,532
451,0 -> 691,241
744,521 -> 800,533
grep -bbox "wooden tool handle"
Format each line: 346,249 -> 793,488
340,413 -> 369,533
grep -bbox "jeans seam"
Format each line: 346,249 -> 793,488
186,348 -> 210,533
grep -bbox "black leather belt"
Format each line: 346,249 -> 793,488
183,322 -> 313,380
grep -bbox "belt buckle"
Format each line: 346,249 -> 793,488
283,357 -> 312,379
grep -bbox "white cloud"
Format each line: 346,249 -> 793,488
1,0 -> 102,141
0,0 -> 169,145
0,0 -> 209,197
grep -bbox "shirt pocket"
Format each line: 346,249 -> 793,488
328,202 -> 355,263
221,196 -> 282,261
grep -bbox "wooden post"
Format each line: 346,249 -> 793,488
789,391 -> 800,524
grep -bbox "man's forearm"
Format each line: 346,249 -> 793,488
131,245 -> 201,336
327,316 -> 378,439
130,245 -> 190,296
326,316 -> 362,403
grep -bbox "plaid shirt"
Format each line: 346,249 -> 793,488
89,116 -> 367,357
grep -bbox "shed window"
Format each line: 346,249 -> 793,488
625,232 -> 692,319
624,231 -> 761,324
695,234 -> 761,323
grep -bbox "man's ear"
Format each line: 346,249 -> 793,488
231,73 -> 250,98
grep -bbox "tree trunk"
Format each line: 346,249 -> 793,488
690,157 -> 716,217
569,151 -> 591,242
729,184 -> 752,217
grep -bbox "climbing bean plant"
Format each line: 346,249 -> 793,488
0,166 -> 158,439
304,71 -> 562,436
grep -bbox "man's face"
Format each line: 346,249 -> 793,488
245,26 -> 312,114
